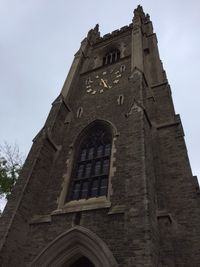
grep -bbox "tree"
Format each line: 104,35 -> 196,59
0,142 -> 24,199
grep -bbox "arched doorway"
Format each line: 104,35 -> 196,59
70,256 -> 95,267
31,226 -> 118,267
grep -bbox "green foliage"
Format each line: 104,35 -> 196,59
0,143 -> 23,199
0,158 -> 21,198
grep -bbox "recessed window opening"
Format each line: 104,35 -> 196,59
103,49 -> 120,65
68,125 -> 112,201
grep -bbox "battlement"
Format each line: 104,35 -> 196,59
88,5 -> 152,45
97,23 -> 133,43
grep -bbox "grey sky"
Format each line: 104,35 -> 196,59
0,0 -> 200,208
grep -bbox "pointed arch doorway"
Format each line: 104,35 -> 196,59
70,256 -> 95,267
31,226 -> 118,267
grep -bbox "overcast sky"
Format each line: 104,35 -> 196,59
0,0 -> 199,209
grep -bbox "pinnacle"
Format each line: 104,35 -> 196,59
134,5 -> 144,14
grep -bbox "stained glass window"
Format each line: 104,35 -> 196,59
68,125 -> 112,201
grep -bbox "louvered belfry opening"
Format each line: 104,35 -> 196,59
103,49 -> 120,65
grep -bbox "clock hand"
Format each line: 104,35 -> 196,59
100,78 -> 108,88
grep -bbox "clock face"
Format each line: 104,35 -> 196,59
84,64 -> 126,95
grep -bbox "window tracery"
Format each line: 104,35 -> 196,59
68,126 -> 112,201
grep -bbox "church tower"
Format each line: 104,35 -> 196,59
0,5 -> 200,266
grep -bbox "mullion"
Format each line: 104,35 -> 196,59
100,150 -> 105,174
76,146 -> 91,199
76,163 -> 84,179
82,161 -> 90,178
97,176 -> 101,196
104,143 -> 111,157
103,158 -> 110,175
71,181 -> 81,200
99,175 -> 108,196
78,180 -> 83,199
95,145 -> 102,197
87,177 -> 93,198
80,178 -> 90,199
87,145 -> 97,198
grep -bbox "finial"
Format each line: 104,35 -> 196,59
137,5 -> 143,11
87,24 -> 100,44
133,5 -> 145,22
146,13 -> 150,22
134,5 -> 144,16
94,24 -> 99,32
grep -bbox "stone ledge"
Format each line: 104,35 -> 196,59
108,205 -> 125,215
52,196 -> 111,215
30,215 -> 52,225
157,210 -> 173,224
156,121 -> 180,130
151,81 -> 168,88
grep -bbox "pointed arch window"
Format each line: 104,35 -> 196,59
103,49 -> 120,65
68,125 -> 112,201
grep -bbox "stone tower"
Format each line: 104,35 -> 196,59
0,5 -> 200,267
